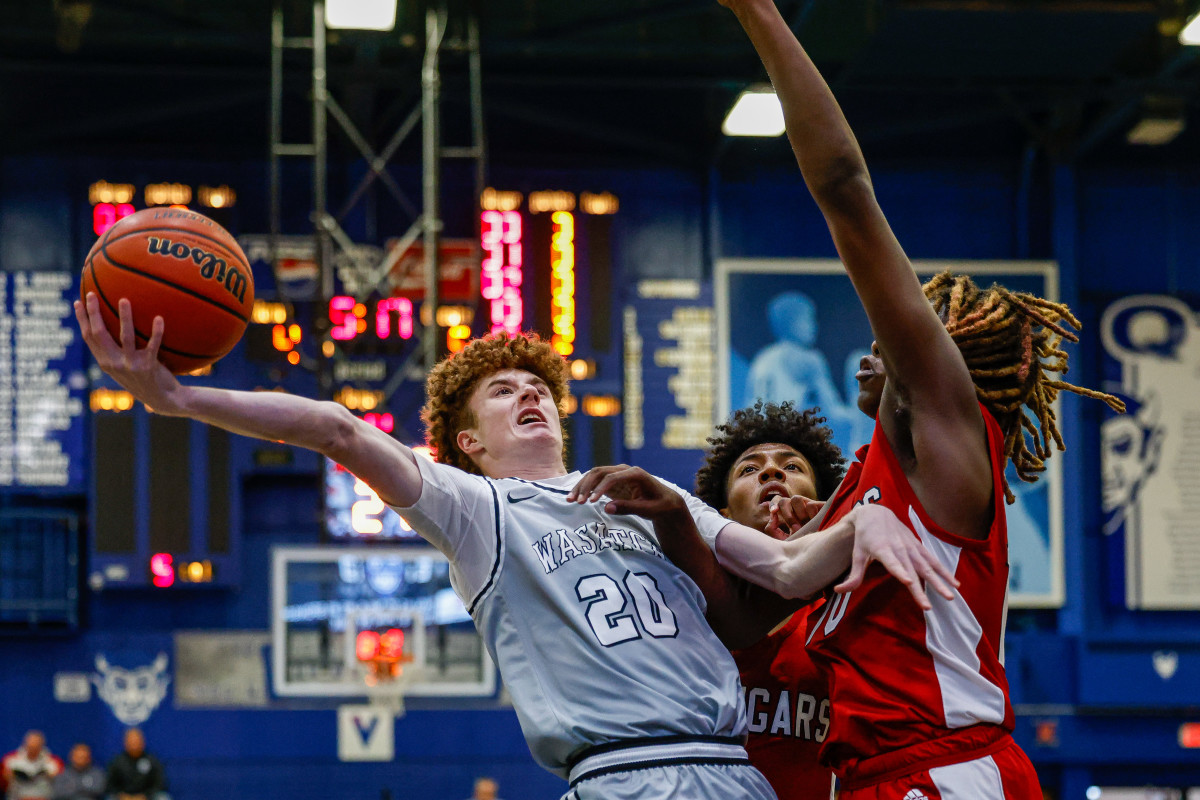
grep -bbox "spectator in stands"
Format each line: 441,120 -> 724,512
2,730 -> 62,800
104,730 -> 168,800
464,777 -> 502,800
51,744 -> 104,800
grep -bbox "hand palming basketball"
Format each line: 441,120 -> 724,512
79,207 -> 254,373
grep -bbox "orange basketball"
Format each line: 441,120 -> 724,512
80,207 -> 254,374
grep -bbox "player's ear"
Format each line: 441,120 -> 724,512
457,429 -> 482,456
719,507 -> 730,519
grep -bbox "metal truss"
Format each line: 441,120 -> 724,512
268,0 -> 486,391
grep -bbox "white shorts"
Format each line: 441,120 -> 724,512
563,737 -> 777,800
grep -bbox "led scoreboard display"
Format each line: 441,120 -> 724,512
89,180 -> 236,236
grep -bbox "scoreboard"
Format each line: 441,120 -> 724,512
80,180 -> 623,579
0,270 -> 87,492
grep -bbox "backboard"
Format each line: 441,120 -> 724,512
270,545 -> 497,698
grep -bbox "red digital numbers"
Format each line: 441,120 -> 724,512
480,210 -> 524,334
93,203 -> 135,236
355,628 -> 405,661
362,412 -> 394,433
375,297 -> 413,339
150,553 -> 175,588
329,296 -> 414,343
329,296 -> 365,341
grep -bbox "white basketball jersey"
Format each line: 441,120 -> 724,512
396,459 -> 748,777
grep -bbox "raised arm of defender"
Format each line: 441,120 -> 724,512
720,0 -> 970,412
721,0 -> 993,536
75,293 -> 424,507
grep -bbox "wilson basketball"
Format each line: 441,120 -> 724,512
80,207 -> 255,374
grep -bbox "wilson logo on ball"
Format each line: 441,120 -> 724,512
146,237 -> 249,303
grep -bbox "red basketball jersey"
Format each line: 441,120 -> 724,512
733,606 -> 834,800
806,405 -> 1015,784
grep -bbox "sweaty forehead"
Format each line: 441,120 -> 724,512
734,442 -> 807,465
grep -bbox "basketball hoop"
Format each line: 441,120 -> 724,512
344,609 -> 426,719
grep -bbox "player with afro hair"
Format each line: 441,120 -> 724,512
696,401 -> 845,512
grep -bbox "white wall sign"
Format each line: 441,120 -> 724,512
337,705 -> 394,762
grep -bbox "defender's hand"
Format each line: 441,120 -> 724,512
832,503 -> 960,609
567,464 -> 687,521
768,496 -> 824,539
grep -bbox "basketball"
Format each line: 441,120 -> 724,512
80,207 -> 255,374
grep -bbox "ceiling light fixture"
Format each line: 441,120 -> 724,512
1180,13 -> 1200,45
325,0 -> 397,31
722,85 -> 786,137
1126,96 -> 1187,146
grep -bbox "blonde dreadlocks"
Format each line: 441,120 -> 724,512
922,271 -> 1125,503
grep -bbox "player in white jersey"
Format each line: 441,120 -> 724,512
75,304 -> 956,799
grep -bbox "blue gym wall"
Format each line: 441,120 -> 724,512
1,150 -> 1199,799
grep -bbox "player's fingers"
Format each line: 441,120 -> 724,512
768,499 -> 787,533
912,547 -> 958,599
834,547 -> 869,594
83,293 -> 112,346
118,298 -> 136,352
568,465 -> 620,502
604,497 -> 660,516
76,301 -> 103,355
776,497 -> 806,533
588,466 -> 642,503
567,466 -> 606,501
881,547 -> 931,610
768,502 -> 784,535
799,497 -> 824,522
146,316 -> 165,360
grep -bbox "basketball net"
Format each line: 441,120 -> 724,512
344,609 -> 426,720
362,653 -> 421,719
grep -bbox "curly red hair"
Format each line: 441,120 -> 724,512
421,331 -> 571,474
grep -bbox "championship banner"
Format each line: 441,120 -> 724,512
1101,295 -> 1200,610
716,259 -> 1063,608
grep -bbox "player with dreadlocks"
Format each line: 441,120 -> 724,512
920,271 -> 1122,501
707,1 -> 1125,798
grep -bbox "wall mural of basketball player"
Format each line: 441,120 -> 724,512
743,291 -> 865,455
743,291 -> 842,413
721,262 -> 1064,604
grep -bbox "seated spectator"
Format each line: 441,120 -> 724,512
104,730 -> 168,800
51,744 -> 104,800
2,730 -> 62,800
464,777 -> 502,800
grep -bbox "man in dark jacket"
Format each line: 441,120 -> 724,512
104,730 -> 168,800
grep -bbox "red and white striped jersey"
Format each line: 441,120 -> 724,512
805,405 -> 1014,782
732,605 -> 834,800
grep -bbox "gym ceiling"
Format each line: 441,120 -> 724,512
3,0 -> 1200,168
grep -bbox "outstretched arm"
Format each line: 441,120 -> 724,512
569,466 -> 957,619
715,502 -> 958,604
76,293 -> 423,507
566,465 -> 803,647
648,498 -> 806,649
722,0 -> 991,530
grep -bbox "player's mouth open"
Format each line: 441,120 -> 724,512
758,483 -> 788,505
